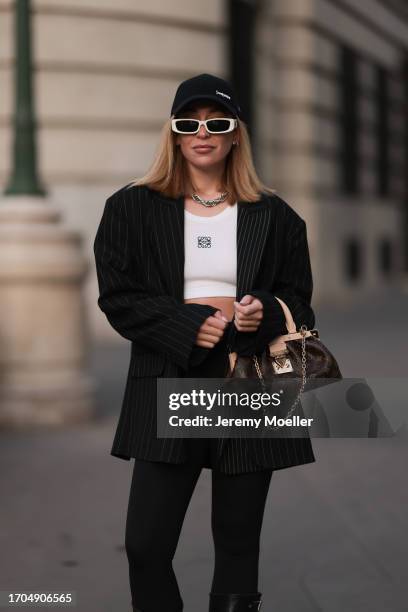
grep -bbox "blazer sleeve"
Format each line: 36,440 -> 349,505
93,193 -> 219,372
232,217 -> 315,356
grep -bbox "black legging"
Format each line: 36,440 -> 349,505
125,324 -> 273,612
126,458 -> 272,611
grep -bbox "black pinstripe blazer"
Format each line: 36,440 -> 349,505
93,182 -> 316,474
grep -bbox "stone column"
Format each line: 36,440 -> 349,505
0,0 -> 94,426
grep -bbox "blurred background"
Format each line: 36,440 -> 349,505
1,1 -> 408,611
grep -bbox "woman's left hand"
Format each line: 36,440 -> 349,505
233,294 -> 263,332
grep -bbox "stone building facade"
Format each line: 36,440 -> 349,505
1,0 -> 407,339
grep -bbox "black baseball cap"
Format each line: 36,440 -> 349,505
170,73 -> 244,121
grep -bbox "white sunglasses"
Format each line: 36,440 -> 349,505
171,117 -> 237,135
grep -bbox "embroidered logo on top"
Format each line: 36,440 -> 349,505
198,236 -> 211,248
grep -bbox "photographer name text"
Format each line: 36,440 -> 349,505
168,415 -> 314,428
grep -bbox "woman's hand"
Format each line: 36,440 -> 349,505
195,310 -> 229,348
233,294 -> 263,332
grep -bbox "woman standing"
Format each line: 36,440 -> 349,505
94,73 -> 316,612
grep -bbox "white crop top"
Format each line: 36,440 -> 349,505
184,203 -> 237,299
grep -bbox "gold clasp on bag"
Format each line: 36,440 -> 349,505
271,349 -> 294,374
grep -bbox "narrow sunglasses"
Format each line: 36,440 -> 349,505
171,117 -> 237,134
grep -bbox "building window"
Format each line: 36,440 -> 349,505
227,0 -> 256,139
339,44 -> 360,195
344,237 -> 362,281
378,237 -> 392,276
376,66 -> 390,197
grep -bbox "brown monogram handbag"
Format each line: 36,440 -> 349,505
226,297 -> 343,424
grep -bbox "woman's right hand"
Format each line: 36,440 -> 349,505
195,310 -> 229,348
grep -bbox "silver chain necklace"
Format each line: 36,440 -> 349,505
191,191 -> 229,207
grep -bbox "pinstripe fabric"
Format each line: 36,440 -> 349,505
93,183 -> 316,474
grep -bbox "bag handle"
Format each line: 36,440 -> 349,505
274,296 -> 297,334
255,296 -> 309,429
227,295 -> 297,351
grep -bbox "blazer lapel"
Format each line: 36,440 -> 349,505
236,195 -> 271,302
151,191 -> 272,303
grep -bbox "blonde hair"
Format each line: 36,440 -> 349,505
127,116 -> 276,203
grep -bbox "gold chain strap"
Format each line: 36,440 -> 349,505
252,324 -> 308,430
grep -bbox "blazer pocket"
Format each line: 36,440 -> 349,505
129,352 -> 167,377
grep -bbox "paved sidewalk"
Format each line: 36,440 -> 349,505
1,288 -> 407,612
